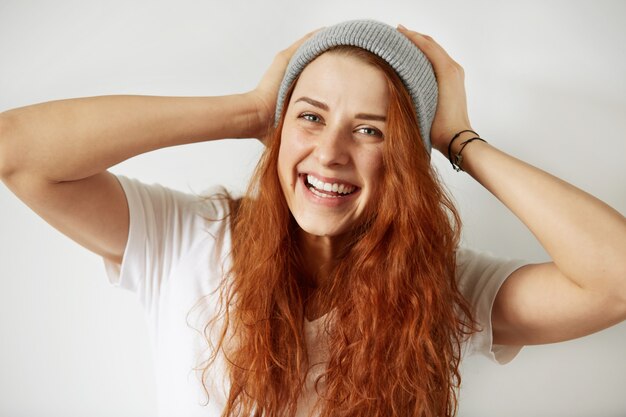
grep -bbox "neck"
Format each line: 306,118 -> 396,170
296,229 -> 349,321
297,230 -> 342,287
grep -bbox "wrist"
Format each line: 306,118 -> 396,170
241,91 -> 274,140
433,126 -> 474,154
442,129 -> 488,172
451,136 -> 489,173
447,130 -> 478,156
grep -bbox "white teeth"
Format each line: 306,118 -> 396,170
310,187 -> 333,198
306,174 -> 356,195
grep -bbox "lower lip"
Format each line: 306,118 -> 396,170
298,174 -> 360,208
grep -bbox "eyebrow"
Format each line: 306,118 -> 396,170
295,96 -> 328,111
294,96 -> 387,122
354,112 -> 387,122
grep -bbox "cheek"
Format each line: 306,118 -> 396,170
278,129 -> 311,176
277,131 -> 306,189
360,147 -> 385,184
277,145 -> 291,190
359,154 -> 385,217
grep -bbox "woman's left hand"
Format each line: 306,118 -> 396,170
397,25 -> 474,154
399,27 -> 626,350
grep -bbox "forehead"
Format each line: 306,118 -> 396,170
289,52 -> 389,112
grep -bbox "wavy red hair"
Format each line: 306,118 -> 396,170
200,46 -> 479,417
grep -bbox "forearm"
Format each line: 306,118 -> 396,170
454,135 -> 626,296
0,94 -> 259,182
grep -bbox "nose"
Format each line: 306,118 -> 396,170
313,127 -> 350,167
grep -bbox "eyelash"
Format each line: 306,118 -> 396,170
298,112 -> 384,138
358,127 -> 383,137
300,113 -> 321,123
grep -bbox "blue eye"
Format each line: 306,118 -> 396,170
300,113 -> 322,123
357,126 -> 384,138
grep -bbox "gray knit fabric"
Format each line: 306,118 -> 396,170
274,19 -> 438,153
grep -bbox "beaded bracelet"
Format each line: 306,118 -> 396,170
451,137 -> 487,172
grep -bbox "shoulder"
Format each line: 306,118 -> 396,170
455,246 -> 527,301
455,247 -> 527,279
114,175 -> 240,259
116,175 -> 235,220
455,247 -> 528,364
106,176 -> 238,290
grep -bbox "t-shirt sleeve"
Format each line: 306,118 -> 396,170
456,247 -> 527,365
102,175 -> 227,311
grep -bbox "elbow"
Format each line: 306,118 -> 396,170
0,111 -> 19,180
598,232 -> 626,316
614,248 -> 626,313
612,284 -> 626,325
609,261 -> 626,319
618,272 -> 626,318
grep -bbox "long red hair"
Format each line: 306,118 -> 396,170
199,46 -> 479,417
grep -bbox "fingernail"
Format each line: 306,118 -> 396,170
397,24 -> 407,31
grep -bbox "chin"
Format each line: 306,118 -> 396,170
294,215 -> 350,238
297,223 -> 344,238
292,213 -> 364,238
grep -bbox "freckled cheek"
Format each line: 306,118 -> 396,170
359,149 -> 385,195
285,128 -> 313,150
278,131 -> 312,189
359,148 -> 385,176
277,154 -> 294,193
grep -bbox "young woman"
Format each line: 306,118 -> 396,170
1,19 -> 624,417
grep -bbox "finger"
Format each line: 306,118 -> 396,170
282,27 -> 324,56
397,26 -> 450,58
396,25 -> 456,69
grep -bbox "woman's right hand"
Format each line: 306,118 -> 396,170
397,25 -> 474,155
246,28 -> 322,144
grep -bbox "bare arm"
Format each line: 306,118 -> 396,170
0,94 -> 260,183
0,30 -> 318,264
0,94 -> 259,264
460,139 -> 626,344
398,25 -> 626,345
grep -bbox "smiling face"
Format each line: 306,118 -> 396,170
277,51 -> 390,240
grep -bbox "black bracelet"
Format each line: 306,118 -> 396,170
451,137 -> 487,172
447,129 -> 479,169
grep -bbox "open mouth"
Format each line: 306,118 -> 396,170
301,173 -> 360,199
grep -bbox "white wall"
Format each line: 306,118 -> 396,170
1,0 -> 625,416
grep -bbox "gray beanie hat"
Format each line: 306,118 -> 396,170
274,19 -> 438,153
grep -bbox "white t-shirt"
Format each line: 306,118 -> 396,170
103,175 -> 526,417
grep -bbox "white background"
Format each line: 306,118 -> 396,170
1,1 -> 625,416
